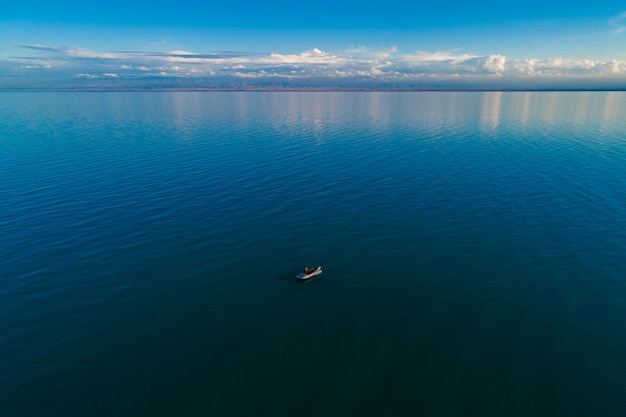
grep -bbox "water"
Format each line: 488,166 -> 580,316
2,91 -> 626,416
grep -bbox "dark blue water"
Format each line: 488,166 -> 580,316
2,91 -> 626,417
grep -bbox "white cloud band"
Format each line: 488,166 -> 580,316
4,44 -> 626,89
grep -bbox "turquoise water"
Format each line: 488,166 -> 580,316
2,91 -> 626,416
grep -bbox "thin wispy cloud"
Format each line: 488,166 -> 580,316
609,11 -> 626,34
3,43 -> 626,90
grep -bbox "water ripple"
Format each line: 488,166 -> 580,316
2,92 -> 626,417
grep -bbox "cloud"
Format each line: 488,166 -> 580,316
482,55 -> 506,73
609,11 -> 626,34
15,44 -> 126,60
394,50 -> 506,75
3,43 -> 626,90
346,45 -> 398,60
403,50 -> 475,64
14,44 -> 65,53
74,73 -> 120,79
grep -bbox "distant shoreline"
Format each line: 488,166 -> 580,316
2,87 -> 626,92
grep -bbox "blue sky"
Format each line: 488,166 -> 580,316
2,1 -> 626,89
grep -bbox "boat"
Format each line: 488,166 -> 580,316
296,266 -> 322,281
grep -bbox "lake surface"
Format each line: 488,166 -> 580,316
2,91 -> 626,417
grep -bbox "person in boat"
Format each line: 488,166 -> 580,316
303,266 -> 319,275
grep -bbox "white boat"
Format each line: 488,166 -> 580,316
296,266 -> 322,281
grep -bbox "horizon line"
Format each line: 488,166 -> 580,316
2,87 -> 626,93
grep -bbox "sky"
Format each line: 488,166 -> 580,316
2,0 -> 626,90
